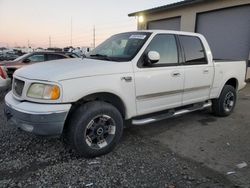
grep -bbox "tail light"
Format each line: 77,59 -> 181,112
0,66 -> 7,79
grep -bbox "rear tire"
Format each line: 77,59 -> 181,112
66,101 -> 123,158
212,85 -> 236,117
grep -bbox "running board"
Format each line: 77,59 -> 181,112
132,101 -> 212,125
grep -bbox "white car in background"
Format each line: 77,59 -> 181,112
0,66 -> 11,90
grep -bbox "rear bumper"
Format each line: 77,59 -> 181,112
4,92 -> 71,136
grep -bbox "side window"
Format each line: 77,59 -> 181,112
179,36 -> 207,65
145,34 -> 178,66
27,54 -> 45,62
47,54 -> 66,61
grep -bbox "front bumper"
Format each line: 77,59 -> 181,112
4,92 -> 71,136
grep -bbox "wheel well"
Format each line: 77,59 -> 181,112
225,78 -> 238,89
63,92 -> 126,134
69,92 -> 126,118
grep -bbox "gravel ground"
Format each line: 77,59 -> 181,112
0,90 -> 236,188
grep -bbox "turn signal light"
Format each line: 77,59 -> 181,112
51,85 -> 60,100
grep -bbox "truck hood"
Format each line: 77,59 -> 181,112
14,58 -> 133,81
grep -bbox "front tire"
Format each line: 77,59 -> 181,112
66,101 -> 123,158
212,85 -> 236,117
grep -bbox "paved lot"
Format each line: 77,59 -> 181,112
130,83 -> 250,187
0,84 -> 249,187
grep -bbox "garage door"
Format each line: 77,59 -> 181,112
147,17 -> 181,31
196,5 -> 250,60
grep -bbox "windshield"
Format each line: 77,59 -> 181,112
14,53 -> 30,61
87,32 -> 151,62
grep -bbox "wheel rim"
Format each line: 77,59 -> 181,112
223,91 -> 235,112
85,114 -> 116,149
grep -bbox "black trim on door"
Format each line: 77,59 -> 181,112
175,35 -> 185,64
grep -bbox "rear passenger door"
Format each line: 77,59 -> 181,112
179,35 -> 214,105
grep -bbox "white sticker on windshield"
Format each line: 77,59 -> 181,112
129,35 -> 146,39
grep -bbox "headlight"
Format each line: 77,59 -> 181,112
27,83 -> 60,100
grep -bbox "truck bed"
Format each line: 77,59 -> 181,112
210,60 -> 247,99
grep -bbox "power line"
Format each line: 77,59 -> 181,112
46,20 -> 135,39
12,20 -> 136,48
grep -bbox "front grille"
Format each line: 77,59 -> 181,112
13,78 -> 25,97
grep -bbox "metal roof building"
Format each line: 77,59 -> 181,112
129,0 -> 250,62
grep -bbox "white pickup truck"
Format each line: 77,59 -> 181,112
4,30 -> 247,157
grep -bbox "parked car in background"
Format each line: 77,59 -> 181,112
0,52 -> 20,61
4,52 -> 20,61
0,51 -> 80,79
0,66 -> 11,90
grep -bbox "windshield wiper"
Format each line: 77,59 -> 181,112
90,54 -> 113,61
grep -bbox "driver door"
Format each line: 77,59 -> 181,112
134,34 -> 184,115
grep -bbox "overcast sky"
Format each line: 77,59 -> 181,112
0,0 -> 181,48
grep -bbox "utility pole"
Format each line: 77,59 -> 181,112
70,17 -> 72,46
49,36 -> 51,48
93,25 -> 95,48
27,40 -> 30,48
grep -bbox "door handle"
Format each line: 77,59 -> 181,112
203,69 -> 209,74
171,72 -> 181,77
121,76 -> 132,82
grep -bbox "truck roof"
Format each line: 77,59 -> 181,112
131,30 -> 204,37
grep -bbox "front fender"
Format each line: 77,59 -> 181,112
60,74 -> 137,119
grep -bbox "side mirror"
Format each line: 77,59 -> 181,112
23,59 -> 31,63
146,51 -> 160,65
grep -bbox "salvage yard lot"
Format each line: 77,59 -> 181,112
0,84 -> 249,188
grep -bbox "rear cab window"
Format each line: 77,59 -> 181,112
179,35 -> 207,65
